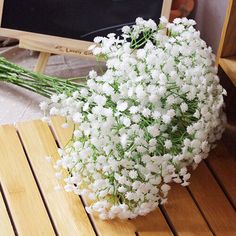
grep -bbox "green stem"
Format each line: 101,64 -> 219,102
0,57 -> 88,99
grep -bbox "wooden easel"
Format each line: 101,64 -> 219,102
15,0 -> 172,74
19,35 -> 95,73
34,52 -> 50,73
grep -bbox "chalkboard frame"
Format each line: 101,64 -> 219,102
0,0 -> 172,58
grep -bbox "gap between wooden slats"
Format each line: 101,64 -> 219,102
131,208 -> 174,236
0,125 -> 55,236
206,127 -> 236,209
0,186 -> 15,236
162,183 -> 213,236
16,120 -> 96,236
189,160 -> 236,235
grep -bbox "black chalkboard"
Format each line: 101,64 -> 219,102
1,0 -> 164,41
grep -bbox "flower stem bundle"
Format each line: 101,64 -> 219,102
0,57 -> 85,98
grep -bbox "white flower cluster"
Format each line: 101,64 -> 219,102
41,17 -> 226,220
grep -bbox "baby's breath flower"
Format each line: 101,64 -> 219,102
164,140 -> 172,149
39,17 -> 226,220
39,101 -> 48,111
122,25 -> 131,34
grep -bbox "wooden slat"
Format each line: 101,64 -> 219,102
86,217 -> 135,236
86,204 -> 173,236
206,140 -> 236,208
163,184 -> 212,236
0,192 -> 15,236
131,208 -> 173,236
189,161 -> 236,235
136,229 -> 172,235
16,120 -> 95,236
0,125 -> 54,235
51,117 -> 173,236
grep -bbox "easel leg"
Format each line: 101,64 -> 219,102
34,52 -> 50,73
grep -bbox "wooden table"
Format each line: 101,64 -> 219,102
0,117 -> 235,236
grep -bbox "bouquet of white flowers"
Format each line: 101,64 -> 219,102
0,17 -> 226,220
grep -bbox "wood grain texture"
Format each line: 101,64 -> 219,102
189,161 -> 236,236
85,216 -> 136,236
0,192 -> 15,236
16,120 -> 95,236
0,116 -> 235,235
206,140 -> 236,209
163,184 -> 212,236
131,208 -> 173,236
51,117 -> 173,235
0,125 -> 54,236
219,56 -> 236,86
